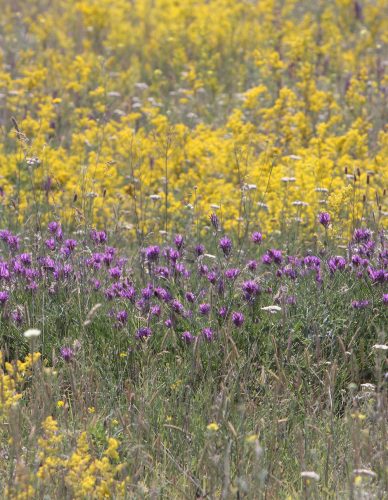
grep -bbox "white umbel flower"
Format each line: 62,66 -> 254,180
23,329 -> 41,339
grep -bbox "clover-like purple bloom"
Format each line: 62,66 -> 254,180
199,303 -> 211,315
225,268 -> 240,280
251,232 -> 263,244
195,244 -> 205,256
60,346 -> 74,363
210,213 -> 219,230
145,245 -> 160,262
181,331 -> 195,344
318,212 -> 331,227
351,300 -> 369,309
232,311 -> 244,327
219,236 -> 232,256
116,310 -> 128,324
174,234 -> 184,250
136,327 -> 152,339
242,280 -> 260,300
0,291 -> 9,304
202,327 -> 214,341
353,228 -> 372,243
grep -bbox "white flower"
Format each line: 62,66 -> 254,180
23,329 -> 41,339
372,344 -> 388,351
301,471 -> 320,481
261,305 -> 282,313
353,469 -> 376,478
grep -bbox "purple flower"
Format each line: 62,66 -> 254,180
48,221 -> 59,233
195,244 -> 205,256
60,347 -> 74,363
202,327 -> 214,341
155,266 -> 170,278
210,213 -> 219,230
219,236 -> 232,257
185,292 -> 195,303
242,280 -> 260,300
171,299 -> 184,314
165,318 -> 173,328
328,256 -> 346,273
11,308 -> 23,325
207,271 -> 217,284
251,232 -> 263,244
141,284 -> 153,300
154,287 -> 171,302
150,305 -> 161,317
136,327 -> 152,339
181,331 -> 195,344
218,306 -> 228,319
262,254 -> 272,265
286,295 -> 297,305
367,267 -> 387,283
232,311 -> 244,327
351,300 -> 370,309
351,254 -> 362,266
268,249 -> 283,264
64,239 -> 77,251
199,303 -> 211,315
383,294 -> 388,305
90,229 -> 107,244
116,310 -> 128,324
109,267 -> 121,280
174,234 -> 184,250
45,238 -> 56,251
353,228 -> 372,243
247,259 -> 258,271
0,291 -> 9,304
225,268 -> 240,280
19,253 -> 32,266
318,212 -> 331,227
145,245 -> 160,262
0,262 -> 10,280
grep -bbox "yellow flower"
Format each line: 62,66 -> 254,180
87,406 -> 95,414
57,400 -> 65,408
245,434 -> 259,443
207,422 -> 219,432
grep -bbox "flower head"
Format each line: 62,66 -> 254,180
318,212 -> 331,227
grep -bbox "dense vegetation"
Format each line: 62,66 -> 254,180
0,0 -> 387,498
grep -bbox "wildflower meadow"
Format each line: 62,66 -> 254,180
0,0 -> 387,498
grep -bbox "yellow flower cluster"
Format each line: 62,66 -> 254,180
0,352 -> 41,418
0,0 -> 386,235
1,351 -> 128,498
8,415 -> 129,498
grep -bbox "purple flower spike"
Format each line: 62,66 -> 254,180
60,347 -> 74,363
351,300 -> 370,309
251,232 -> 263,244
353,228 -> 372,243
0,291 -> 9,304
136,327 -> 152,340
174,234 -> 184,250
318,212 -> 331,227
202,327 -> 214,341
145,245 -> 160,262
199,303 -> 211,315
210,213 -> 219,230
383,294 -> 388,305
232,311 -> 244,327
195,244 -> 205,256
242,280 -> 260,300
219,236 -> 232,257
116,310 -> 128,324
181,331 -> 195,344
